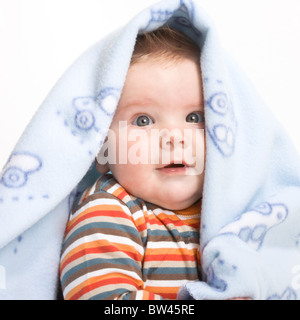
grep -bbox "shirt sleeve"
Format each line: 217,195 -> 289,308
59,192 -> 164,300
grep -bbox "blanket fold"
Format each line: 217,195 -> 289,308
1,0 -> 300,300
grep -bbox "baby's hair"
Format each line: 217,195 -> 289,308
131,26 -> 200,65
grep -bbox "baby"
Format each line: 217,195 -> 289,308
60,27 -> 205,300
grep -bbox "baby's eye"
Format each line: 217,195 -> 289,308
133,115 -> 154,127
186,112 -> 204,123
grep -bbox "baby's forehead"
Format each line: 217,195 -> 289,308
113,56 -> 203,120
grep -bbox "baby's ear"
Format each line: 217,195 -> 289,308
95,147 -> 110,174
95,159 -> 109,174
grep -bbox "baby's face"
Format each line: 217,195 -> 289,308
99,57 -> 205,210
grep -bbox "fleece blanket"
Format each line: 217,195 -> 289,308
1,0 -> 300,300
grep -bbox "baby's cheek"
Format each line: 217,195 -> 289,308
116,165 -> 150,199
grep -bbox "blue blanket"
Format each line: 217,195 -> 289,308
1,0 -> 300,300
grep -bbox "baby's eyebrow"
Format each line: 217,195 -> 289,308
121,99 -> 157,109
117,97 -> 205,117
114,101 -> 154,119
116,101 -> 158,117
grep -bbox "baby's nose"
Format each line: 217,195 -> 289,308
159,128 -> 188,150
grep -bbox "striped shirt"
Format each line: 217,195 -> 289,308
60,173 -> 201,300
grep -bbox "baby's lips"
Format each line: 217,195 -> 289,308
156,160 -> 196,169
162,163 -> 185,169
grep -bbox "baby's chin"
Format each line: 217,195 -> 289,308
159,200 -> 200,211
145,192 -> 202,211
121,174 -> 203,210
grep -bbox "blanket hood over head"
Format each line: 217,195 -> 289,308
1,0 -> 300,300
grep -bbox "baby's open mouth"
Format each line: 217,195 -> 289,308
163,163 -> 186,169
156,162 -> 191,174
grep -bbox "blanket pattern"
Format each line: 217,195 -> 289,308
1,0 -> 300,300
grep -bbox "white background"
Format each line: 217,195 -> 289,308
1,0 -> 300,170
